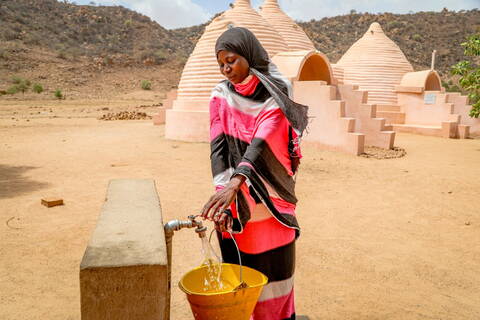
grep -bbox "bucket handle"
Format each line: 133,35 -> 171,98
208,228 -> 244,286
227,230 -> 244,285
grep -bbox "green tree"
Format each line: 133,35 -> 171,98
32,83 -> 44,94
6,85 -> 19,95
54,89 -> 63,100
451,33 -> 480,118
16,81 -> 29,94
11,76 -> 23,84
8,77 -> 31,95
141,80 -> 152,90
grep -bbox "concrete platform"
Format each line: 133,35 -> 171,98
80,179 -> 168,320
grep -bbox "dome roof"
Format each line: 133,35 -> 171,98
176,0 -> 289,101
259,0 -> 315,51
336,22 -> 414,105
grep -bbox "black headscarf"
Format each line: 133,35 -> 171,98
215,27 -> 309,135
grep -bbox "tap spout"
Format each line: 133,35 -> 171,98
164,215 -> 205,237
164,219 -> 194,236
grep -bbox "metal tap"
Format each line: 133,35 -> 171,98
164,215 -> 206,238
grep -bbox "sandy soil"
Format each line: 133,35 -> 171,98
1,100 -> 479,320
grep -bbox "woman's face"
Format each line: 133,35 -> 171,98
217,50 -> 250,84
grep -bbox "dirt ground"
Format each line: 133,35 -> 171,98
1,99 -> 479,320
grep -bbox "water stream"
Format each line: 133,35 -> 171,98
200,236 -> 224,292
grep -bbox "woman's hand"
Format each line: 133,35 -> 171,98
214,215 -> 233,233
201,175 -> 246,227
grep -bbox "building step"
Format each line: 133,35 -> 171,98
376,104 -> 401,112
446,92 -> 469,106
392,124 -> 442,137
376,111 -> 405,124
445,92 -> 461,103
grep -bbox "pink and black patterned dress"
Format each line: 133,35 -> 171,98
209,72 -> 302,320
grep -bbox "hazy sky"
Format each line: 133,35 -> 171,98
73,0 -> 479,29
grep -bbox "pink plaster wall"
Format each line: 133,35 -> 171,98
447,93 -> 480,135
153,89 -> 178,125
162,89 -> 178,110
165,109 -> 210,142
398,91 -> 458,126
336,84 -> 395,149
293,81 -> 364,155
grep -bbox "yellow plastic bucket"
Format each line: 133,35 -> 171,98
179,263 -> 268,320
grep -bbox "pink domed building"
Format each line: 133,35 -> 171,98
259,0 -> 315,51
333,22 -> 475,138
164,0 -> 288,142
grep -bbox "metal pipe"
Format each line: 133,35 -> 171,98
431,50 -> 437,70
163,216 -> 205,320
164,228 -> 173,320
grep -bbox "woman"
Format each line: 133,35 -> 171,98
201,27 -> 308,320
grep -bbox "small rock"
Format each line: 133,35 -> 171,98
41,198 -> 64,208
111,163 -> 128,167
98,111 -> 151,121
360,146 -> 407,159
465,221 -> 471,226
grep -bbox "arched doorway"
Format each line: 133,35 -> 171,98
298,54 -> 332,84
271,50 -> 334,85
425,72 -> 442,91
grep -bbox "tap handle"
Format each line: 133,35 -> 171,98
188,214 -> 200,221
188,214 -> 203,227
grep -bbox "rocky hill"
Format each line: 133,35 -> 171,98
0,0 -> 197,65
0,0 -> 203,98
0,0 -> 478,98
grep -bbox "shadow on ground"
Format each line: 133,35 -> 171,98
0,165 -> 49,199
